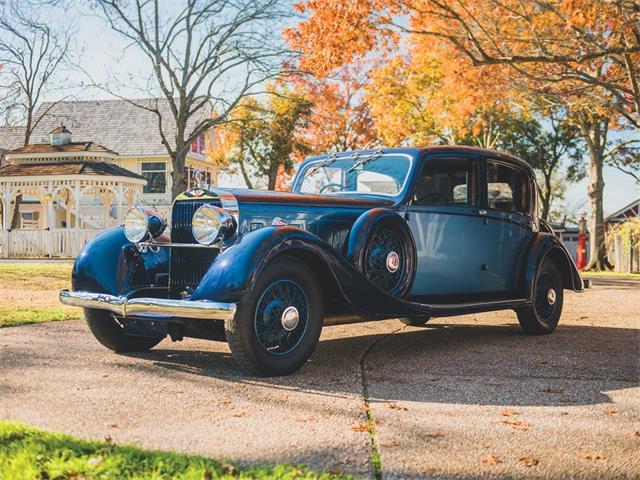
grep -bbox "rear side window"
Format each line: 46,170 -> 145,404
486,161 -> 530,214
413,157 -> 477,206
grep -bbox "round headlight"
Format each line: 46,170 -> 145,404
123,207 -> 149,243
192,205 -> 222,245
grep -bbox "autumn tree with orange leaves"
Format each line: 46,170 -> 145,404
295,66 -> 378,154
286,0 -> 640,270
212,84 -> 312,191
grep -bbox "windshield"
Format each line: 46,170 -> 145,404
293,154 -> 412,197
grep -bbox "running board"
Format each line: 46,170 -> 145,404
424,298 -> 530,317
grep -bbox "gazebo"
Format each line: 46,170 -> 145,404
0,126 -> 146,258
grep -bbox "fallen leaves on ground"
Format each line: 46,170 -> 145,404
518,456 -> 539,467
482,455 -> 501,466
424,431 -> 443,439
578,451 -> 606,461
603,407 -> 618,415
351,424 -> 370,432
387,403 -> 408,411
544,387 -> 567,394
629,430 -> 640,437
501,408 -> 519,417
379,440 -> 400,448
501,419 -> 530,431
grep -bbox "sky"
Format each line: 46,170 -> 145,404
24,2 -> 640,219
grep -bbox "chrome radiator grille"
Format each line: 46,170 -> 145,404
169,199 -> 221,299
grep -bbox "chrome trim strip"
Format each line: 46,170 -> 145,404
59,290 -> 236,321
138,241 -> 221,249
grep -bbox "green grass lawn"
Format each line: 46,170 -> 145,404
0,421 -> 348,480
0,262 -> 82,327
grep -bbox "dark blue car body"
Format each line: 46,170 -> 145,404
62,146 -> 586,375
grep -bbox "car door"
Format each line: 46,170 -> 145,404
482,158 -> 537,294
405,154 -> 488,298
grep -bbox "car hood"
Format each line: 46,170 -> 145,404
223,188 -> 395,209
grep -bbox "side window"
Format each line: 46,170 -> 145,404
486,161 -> 530,214
413,157 -> 477,206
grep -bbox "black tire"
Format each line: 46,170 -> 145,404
225,256 -> 323,377
517,260 -> 564,334
84,308 -> 162,352
399,316 -> 430,327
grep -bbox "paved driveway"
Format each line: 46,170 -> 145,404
1,279 -> 639,479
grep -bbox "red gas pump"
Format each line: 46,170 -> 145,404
576,212 -> 587,270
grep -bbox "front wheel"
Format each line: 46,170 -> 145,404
516,260 -> 564,334
84,308 -> 162,352
225,256 -> 323,376
399,316 -> 430,327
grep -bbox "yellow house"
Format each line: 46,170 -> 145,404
0,98 -> 217,257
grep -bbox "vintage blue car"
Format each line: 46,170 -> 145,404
60,146 -> 588,376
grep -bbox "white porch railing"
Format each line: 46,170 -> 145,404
0,228 -> 102,258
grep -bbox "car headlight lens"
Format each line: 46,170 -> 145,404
123,207 -> 149,243
123,207 -> 166,243
192,205 -> 223,245
192,205 -> 236,245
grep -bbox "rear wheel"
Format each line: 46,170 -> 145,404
517,260 -> 564,334
225,257 -> 323,376
84,308 -> 162,352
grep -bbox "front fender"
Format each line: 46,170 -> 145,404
72,227 -> 170,296
190,226 -> 426,319
520,232 -> 585,299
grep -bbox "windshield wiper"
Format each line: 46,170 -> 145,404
307,152 -> 338,177
347,148 -> 383,172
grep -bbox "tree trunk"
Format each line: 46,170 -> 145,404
171,150 -> 188,200
238,156 -> 254,190
540,174 -> 552,221
267,160 -> 279,190
585,152 -> 611,270
581,119 -> 612,271
23,99 -> 33,146
11,104 -> 33,229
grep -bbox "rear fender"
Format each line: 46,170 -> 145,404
190,226 -> 426,319
72,227 -> 170,296
520,232 -> 585,299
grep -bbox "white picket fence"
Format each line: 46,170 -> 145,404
0,229 -> 102,258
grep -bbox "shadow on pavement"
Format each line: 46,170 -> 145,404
128,322 -> 639,408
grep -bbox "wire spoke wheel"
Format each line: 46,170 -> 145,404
254,279 -> 309,355
365,228 -> 405,293
534,271 -> 557,322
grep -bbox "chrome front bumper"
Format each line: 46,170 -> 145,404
59,290 -> 236,321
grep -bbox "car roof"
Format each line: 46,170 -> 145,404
303,145 -> 532,171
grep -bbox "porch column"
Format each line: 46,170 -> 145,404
74,184 -> 81,253
116,184 -> 125,224
41,195 -> 54,257
0,192 -> 8,258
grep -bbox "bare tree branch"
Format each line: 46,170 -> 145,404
94,0 -> 292,198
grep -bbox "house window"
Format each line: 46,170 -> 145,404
21,211 -> 40,228
141,162 -> 167,194
191,135 -> 206,155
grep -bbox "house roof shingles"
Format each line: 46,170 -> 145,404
0,161 -> 145,180
7,142 -> 117,155
0,98 -> 210,157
